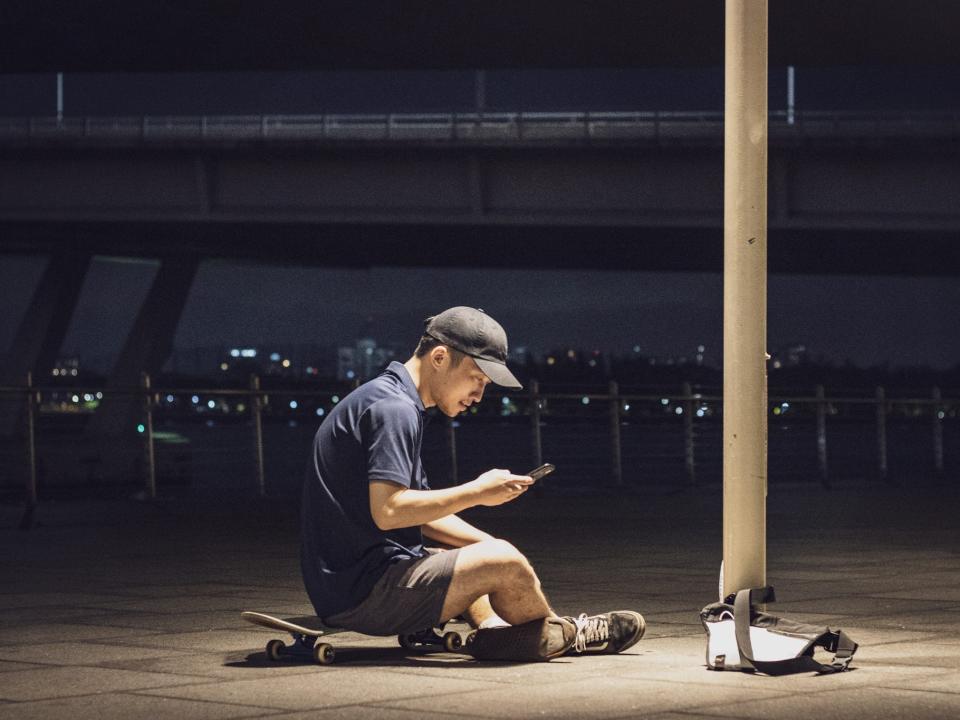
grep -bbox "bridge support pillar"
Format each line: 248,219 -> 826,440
0,252 -> 92,437
85,256 -> 199,483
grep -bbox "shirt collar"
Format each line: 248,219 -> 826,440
386,361 -> 426,413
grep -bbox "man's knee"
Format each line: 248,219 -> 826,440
473,539 -> 534,581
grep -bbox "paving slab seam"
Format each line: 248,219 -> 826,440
123,689 -> 303,715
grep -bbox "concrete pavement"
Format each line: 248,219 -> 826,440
2,481 -> 959,719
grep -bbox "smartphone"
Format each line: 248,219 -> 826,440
526,463 -> 555,482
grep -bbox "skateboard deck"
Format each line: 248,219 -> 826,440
241,610 -> 466,664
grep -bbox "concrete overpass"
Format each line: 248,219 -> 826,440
2,110 -> 959,275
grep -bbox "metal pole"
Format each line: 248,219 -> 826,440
447,416 -> 458,486
723,0 -> 768,597
56,72 -> 63,123
932,386 -> 943,476
141,372 -> 156,499
251,375 -> 266,496
530,379 -> 543,470
786,65 -> 795,125
876,386 -> 887,482
683,382 -> 696,485
609,381 -> 623,486
816,384 -> 829,488
25,372 -> 37,507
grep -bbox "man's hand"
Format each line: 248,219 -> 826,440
468,468 -> 534,507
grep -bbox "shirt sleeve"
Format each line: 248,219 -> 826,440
360,398 -> 420,488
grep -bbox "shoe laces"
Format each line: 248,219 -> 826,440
572,613 -> 608,653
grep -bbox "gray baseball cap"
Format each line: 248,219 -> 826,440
424,306 -> 522,389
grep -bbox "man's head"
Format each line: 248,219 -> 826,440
412,307 -> 522,418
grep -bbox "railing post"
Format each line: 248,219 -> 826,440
25,372 -> 37,507
447,416 -> 458,486
932,386 -> 944,476
816,384 -> 829,488
682,382 -> 696,485
875,386 -> 888,482
141,372 -> 156,499
251,375 -> 266,496
529,380 -> 543,470
609,381 -> 623,486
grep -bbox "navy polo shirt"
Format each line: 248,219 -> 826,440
300,361 -> 431,619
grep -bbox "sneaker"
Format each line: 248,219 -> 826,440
565,611 -> 646,654
465,616 -> 576,661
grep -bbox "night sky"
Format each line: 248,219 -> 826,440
1,255 -> 957,373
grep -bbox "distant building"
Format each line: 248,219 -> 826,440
338,337 -> 395,382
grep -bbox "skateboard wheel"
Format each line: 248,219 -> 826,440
398,633 -> 418,649
266,639 -> 285,661
443,631 -> 462,652
314,642 -> 335,665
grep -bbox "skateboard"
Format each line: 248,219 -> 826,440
241,611 -> 465,665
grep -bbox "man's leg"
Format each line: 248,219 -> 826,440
439,539 -> 556,626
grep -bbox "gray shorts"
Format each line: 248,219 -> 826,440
323,548 -> 461,636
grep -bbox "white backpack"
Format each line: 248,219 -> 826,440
701,586 -> 858,675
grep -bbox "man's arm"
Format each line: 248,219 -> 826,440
369,469 -> 532,531
422,513 -> 494,547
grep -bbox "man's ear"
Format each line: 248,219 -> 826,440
429,345 -> 448,370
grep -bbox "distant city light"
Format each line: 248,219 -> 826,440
71,395 -> 79,403
332,395 -> 340,403
546,357 -> 556,366
502,397 -> 510,405
624,404 -> 631,412
166,394 -> 174,403
137,424 -> 145,434
96,392 -> 103,400
316,408 -> 325,417
633,345 -> 641,353
773,407 -> 781,415
675,407 -> 683,415
70,369 -> 77,376
661,398 -> 670,405
289,400 -> 298,409
270,352 -> 281,362
346,370 -> 355,379
938,411 -> 946,420
282,359 -> 291,368
220,362 -> 228,371
237,403 -> 246,413
52,368 -> 60,376
696,408 -> 705,418
581,397 -> 590,405
588,359 -> 597,367
207,400 -> 216,409
230,349 -> 240,358
240,348 -> 257,358
191,395 -> 200,404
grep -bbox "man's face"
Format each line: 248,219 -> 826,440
432,352 -> 491,418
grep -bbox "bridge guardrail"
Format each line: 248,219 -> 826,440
2,110 -> 958,145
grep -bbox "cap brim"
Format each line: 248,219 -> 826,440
474,357 -> 523,390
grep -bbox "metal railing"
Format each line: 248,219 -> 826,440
2,110 -> 958,145
0,375 -> 954,507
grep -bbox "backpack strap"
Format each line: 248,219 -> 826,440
733,586 -> 857,675
732,587 -> 774,671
